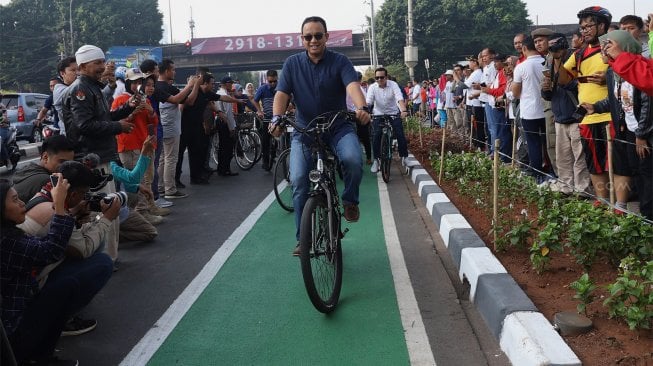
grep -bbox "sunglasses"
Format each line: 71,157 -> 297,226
302,33 -> 325,42
375,76 -> 386,80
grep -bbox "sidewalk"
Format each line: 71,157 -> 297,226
402,154 -> 581,366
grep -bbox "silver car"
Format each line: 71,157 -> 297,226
1,92 -> 49,142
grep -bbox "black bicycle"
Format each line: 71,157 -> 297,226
233,112 -> 262,170
278,110 -> 357,313
374,114 -> 400,183
272,116 -> 294,212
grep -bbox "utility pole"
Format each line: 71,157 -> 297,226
168,0 -> 173,44
189,6 -> 195,40
369,0 -> 378,68
404,0 -> 418,82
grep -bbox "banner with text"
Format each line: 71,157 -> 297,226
191,30 -> 353,55
105,46 -> 163,68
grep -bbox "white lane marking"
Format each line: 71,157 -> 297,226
377,174 -> 437,366
119,190 -> 277,366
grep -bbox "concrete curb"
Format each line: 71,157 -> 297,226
403,154 -> 581,366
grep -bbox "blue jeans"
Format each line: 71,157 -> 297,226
372,116 -> 408,160
521,118 -> 546,177
485,105 -> 512,162
289,131 -> 363,240
151,125 -> 164,200
8,252 -> 113,362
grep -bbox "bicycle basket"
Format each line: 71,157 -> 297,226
236,113 -> 255,129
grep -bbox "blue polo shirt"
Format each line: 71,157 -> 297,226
277,49 -> 358,143
254,84 -> 276,118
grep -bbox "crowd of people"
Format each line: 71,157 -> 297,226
2,7 -> 653,366
402,7 -> 652,222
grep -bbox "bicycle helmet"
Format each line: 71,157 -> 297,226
577,6 -> 612,25
114,66 -> 127,80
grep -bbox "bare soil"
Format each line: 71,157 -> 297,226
406,126 -> 653,366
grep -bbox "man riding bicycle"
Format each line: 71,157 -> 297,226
365,67 -> 409,173
269,16 -> 371,256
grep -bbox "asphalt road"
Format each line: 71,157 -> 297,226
5,151 -> 510,366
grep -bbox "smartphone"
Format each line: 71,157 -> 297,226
577,75 -> 590,83
480,82 -> 487,87
572,105 -> 588,120
147,124 -> 155,136
50,175 -> 58,187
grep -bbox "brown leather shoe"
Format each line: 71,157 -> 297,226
292,243 -> 301,256
343,204 -> 359,222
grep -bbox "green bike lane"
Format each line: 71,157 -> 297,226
125,172 -> 428,365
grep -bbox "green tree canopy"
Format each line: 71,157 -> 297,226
375,0 -> 531,82
0,0 -> 163,93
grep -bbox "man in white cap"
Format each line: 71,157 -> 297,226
62,44 -> 142,262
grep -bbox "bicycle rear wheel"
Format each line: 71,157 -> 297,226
380,131 -> 391,183
299,195 -> 342,313
234,131 -> 260,170
273,149 -> 294,212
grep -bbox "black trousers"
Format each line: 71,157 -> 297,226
357,123 -> 371,161
177,121 -> 210,181
217,120 -> 234,173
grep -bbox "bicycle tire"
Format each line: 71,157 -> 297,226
380,131 -> 391,183
209,133 -> 220,169
273,149 -> 294,212
299,195 -> 343,313
234,132 -> 260,170
251,130 -> 262,164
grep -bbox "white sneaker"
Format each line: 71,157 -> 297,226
401,157 -> 407,167
155,198 -> 173,208
370,159 -> 379,173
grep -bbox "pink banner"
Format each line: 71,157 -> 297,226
191,30 -> 353,55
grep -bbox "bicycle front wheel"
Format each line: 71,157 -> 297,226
380,131 -> 392,183
299,195 -> 343,313
273,149 -> 294,212
234,131 -> 261,170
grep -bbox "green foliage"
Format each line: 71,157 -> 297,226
0,0 -> 163,92
570,273 -> 597,315
375,0 -> 531,80
603,256 -> 653,330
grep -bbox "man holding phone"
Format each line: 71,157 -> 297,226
558,6 -> 613,204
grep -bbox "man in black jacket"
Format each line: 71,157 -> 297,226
61,44 -> 139,262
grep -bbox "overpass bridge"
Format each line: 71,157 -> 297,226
163,33 -> 381,79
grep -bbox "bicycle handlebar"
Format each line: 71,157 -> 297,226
278,110 -> 357,135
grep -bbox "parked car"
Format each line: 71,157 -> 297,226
1,92 -> 48,143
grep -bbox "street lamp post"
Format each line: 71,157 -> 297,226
69,0 -> 74,53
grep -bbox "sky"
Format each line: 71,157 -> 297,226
0,0 -> 649,41
154,0 -> 650,42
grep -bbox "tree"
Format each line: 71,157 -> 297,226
0,0 -> 163,93
375,0 -> 531,81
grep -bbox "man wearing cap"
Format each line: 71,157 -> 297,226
531,27 -> 558,176
215,76 -> 240,176
61,45 -> 142,261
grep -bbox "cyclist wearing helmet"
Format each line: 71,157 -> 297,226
558,6 -> 613,204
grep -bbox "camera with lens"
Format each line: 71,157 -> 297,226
85,191 -> 128,212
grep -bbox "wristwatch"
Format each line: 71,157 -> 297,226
357,105 -> 370,113
271,115 -> 282,124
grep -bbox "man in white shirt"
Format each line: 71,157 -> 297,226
512,36 -> 547,183
365,67 -> 409,173
410,80 -> 422,116
480,48 -> 498,152
465,56 -> 486,148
